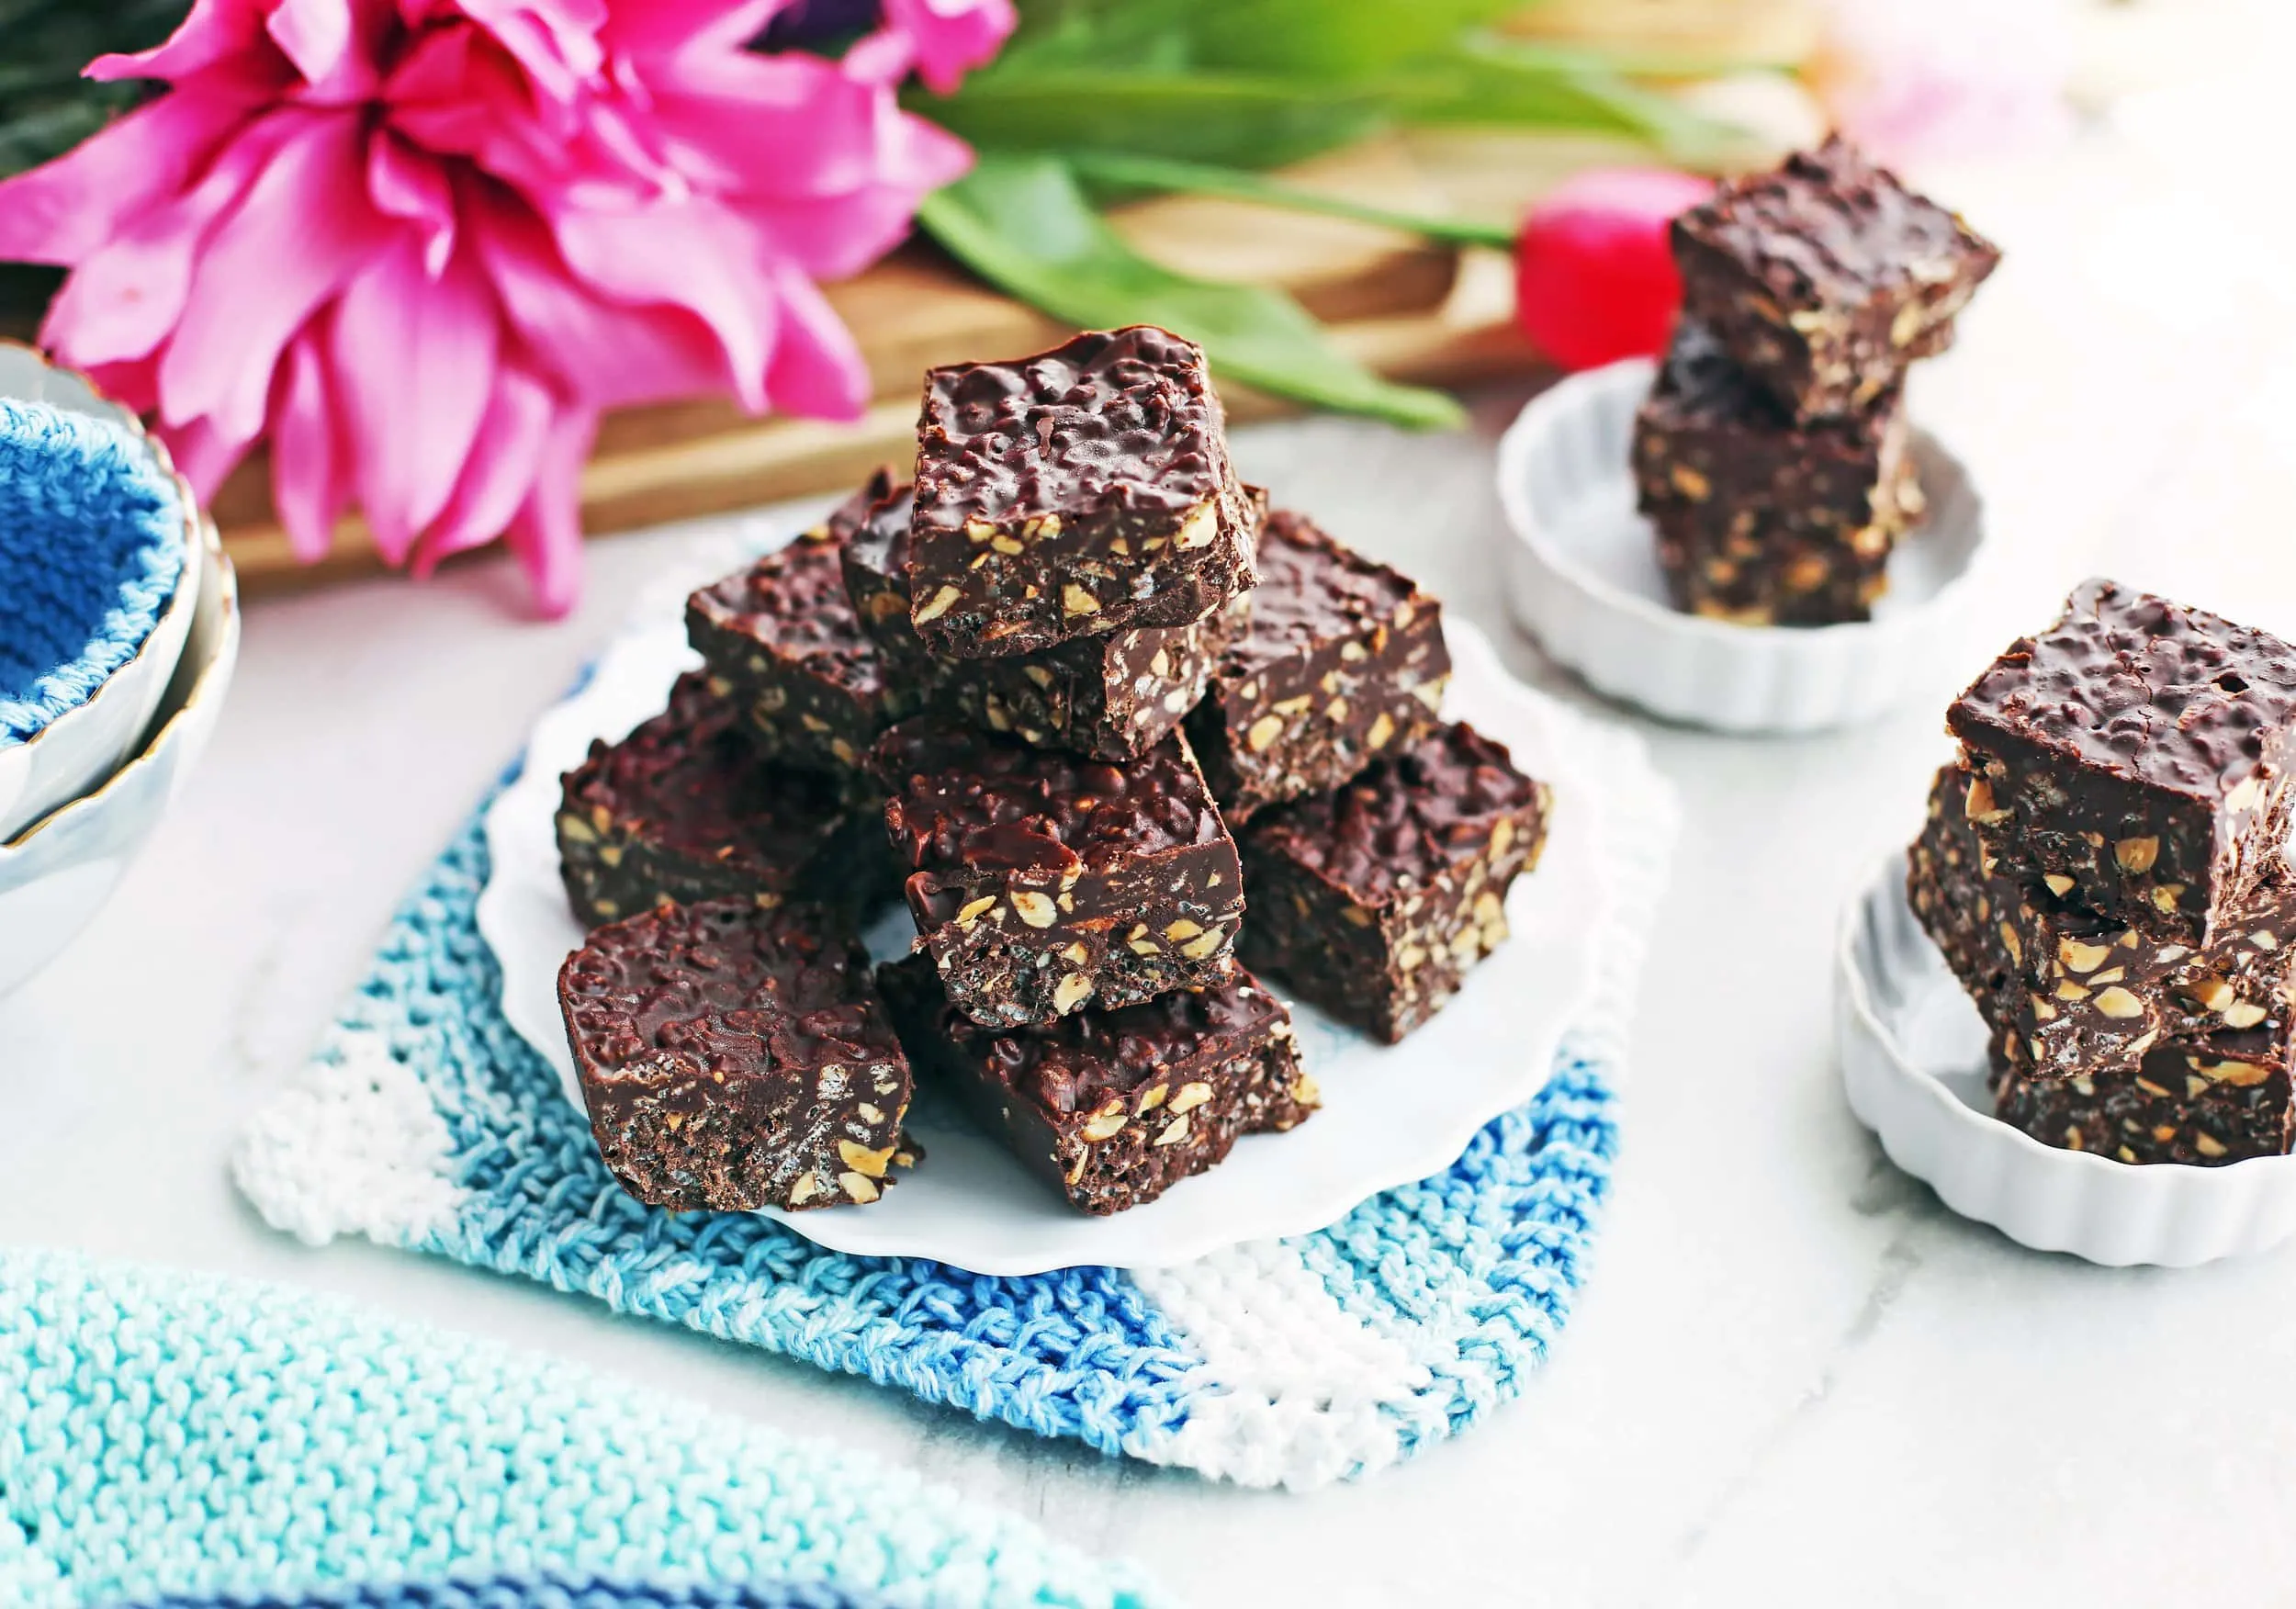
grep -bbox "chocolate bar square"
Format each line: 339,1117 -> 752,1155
1948,579 -> 2296,943
559,898 -> 917,1211
1651,505 -> 1893,626
687,479 -> 918,789
1671,136 -> 2000,419
874,718 -> 1244,1029
557,672 -> 898,932
879,955 -> 1316,1215
1633,321 -> 1920,547
907,326 -> 1257,658
1237,721 -> 1551,1043
2009,850 -> 2296,1080
1905,761 -> 2024,1011
843,475 -> 1246,761
1187,510 -> 1450,823
1995,1026 -> 2293,1165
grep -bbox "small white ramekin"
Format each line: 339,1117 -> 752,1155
1496,359 -> 1987,735
1837,852 -> 2296,1267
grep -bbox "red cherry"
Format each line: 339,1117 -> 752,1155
1514,167 -> 1715,371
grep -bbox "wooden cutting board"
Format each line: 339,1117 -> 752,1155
198,138 -> 1552,587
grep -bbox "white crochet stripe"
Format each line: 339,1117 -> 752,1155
1542,691 -> 1678,1073
1126,1239 -> 1430,1489
232,1020 -> 467,1248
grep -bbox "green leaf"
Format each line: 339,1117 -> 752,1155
919,12 -> 1739,174
1183,0 -> 1527,79
919,70 -> 1386,170
1062,149 -> 1515,249
917,152 -> 1466,431
1389,35 -> 1739,162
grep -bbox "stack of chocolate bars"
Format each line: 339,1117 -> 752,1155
553,325 -> 1555,1218
1632,137 -> 1999,626
1910,579 -> 2296,1164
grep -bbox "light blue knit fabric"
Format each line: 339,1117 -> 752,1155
0,1248 -> 1156,1609
0,399 -> 185,746
133,1582 -> 884,1608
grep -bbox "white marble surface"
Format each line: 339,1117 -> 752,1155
8,62 -> 2296,1609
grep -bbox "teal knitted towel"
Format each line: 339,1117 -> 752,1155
0,1248 -> 1155,1608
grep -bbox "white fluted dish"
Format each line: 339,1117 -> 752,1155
0,523 -> 239,996
1497,359 -> 1987,734
1837,852 -> 2296,1266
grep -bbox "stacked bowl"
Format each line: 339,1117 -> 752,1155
0,344 -> 241,995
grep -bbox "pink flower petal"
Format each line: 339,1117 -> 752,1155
158,112 -> 395,444
456,0 -> 607,109
90,0 -> 297,99
410,361 -> 558,573
883,0 -> 1014,95
739,117 -> 971,279
154,414 -> 253,501
602,0 -> 795,63
266,0 -> 355,86
648,50 -> 889,199
76,357 -> 160,420
39,109 -> 312,368
367,130 -> 457,276
839,28 -> 915,89
760,259 -> 867,421
328,239 -> 501,559
502,403 -> 596,618
0,92 -> 248,264
467,193 -> 732,406
547,196 -> 777,411
268,321 -> 350,561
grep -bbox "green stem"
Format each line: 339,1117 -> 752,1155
1060,149 -> 1517,249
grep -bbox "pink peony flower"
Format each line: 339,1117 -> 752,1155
1514,168 -> 1714,373
0,0 -> 988,614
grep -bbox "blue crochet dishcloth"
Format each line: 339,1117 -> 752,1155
236,662 -> 1672,1490
0,398 -> 185,747
0,1247 -> 1154,1608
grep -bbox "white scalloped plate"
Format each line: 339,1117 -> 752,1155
1839,851 -> 2296,1266
478,612 -> 1611,1274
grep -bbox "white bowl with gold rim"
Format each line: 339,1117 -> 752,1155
0,343 -> 204,842
0,523 -> 238,996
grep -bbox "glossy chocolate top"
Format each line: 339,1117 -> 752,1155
1225,510 -> 1433,676
562,673 -> 862,864
882,954 -> 1287,1111
874,718 -> 1226,876
1672,135 -> 1998,303
1250,721 -> 1543,899
840,476 -> 917,608
560,897 -> 897,1082
1950,579 -> 2296,800
912,326 -> 1230,531
1648,320 -> 1897,442
689,475 -> 892,687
